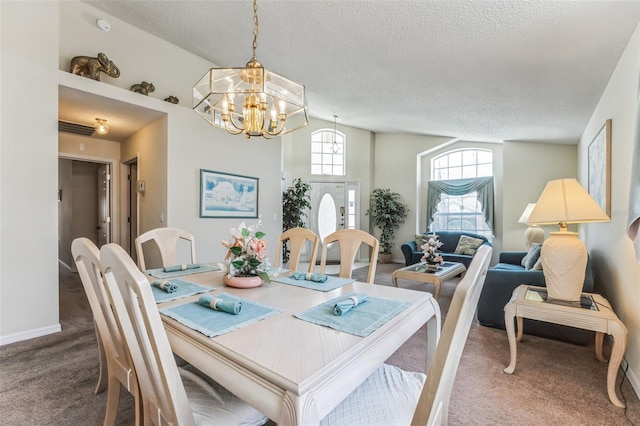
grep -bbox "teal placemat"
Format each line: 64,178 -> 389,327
160,293 -> 282,338
294,292 -> 411,337
146,263 -> 219,279
272,275 -> 354,292
150,279 -> 212,303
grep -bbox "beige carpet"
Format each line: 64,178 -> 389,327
0,262 -> 637,425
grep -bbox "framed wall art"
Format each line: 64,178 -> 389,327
587,119 -> 611,217
199,169 -> 259,218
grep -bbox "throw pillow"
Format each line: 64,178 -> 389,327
521,243 -> 542,270
453,235 -> 485,256
415,234 -> 438,248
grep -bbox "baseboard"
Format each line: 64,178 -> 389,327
0,324 -> 62,346
622,358 -> 640,401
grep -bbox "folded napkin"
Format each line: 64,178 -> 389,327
151,280 -> 178,293
163,263 -> 201,273
290,272 -> 329,283
197,294 -> 242,315
333,294 -> 369,316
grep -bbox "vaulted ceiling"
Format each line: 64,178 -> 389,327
78,0 -> 640,143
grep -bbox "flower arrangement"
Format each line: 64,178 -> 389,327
221,220 -> 271,283
420,234 -> 444,266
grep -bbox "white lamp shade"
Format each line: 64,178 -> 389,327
518,203 -> 537,224
527,178 -> 610,226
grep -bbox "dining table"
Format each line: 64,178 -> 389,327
152,267 -> 441,426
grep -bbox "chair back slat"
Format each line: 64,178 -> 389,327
101,243 -> 195,426
273,227 -> 320,272
72,238 -> 132,378
320,229 -> 380,284
411,244 -> 492,426
135,227 -> 196,270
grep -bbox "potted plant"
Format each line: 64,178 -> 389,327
366,188 -> 409,263
282,178 -> 312,265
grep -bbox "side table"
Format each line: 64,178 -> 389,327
392,261 -> 466,301
503,285 -> 627,408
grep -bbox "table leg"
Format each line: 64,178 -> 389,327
595,332 -> 606,362
503,302 -> 517,374
279,391 -> 320,426
516,317 -> 524,342
433,279 -> 441,301
606,322 -> 627,408
391,273 -> 398,287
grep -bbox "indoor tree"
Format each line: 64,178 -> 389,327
282,178 -> 312,264
366,188 -> 409,263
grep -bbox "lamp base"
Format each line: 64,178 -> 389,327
540,231 -> 587,302
524,226 -> 545,249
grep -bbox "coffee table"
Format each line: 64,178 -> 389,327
392,261 -> 466,301
503,285 -> 628,408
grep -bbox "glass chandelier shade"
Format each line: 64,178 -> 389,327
193,0 -> 308,139
95,118 -> 109,135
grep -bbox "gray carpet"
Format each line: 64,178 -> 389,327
0,262 -> 637,425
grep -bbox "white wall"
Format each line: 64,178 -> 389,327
0,1 -> 61,343
578,21 -> 640,393
502,141 -> 578,250
282,116 -> 375,235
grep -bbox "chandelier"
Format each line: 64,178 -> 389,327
193,0 -> 308,139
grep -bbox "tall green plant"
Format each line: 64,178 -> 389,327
282,178 -> 312,263
366,188 -> 409,254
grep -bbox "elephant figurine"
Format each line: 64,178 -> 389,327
164,96 -> 179,104
69,52 -> 120,81
130,81 -> 155,96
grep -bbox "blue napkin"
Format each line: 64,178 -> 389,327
333,294 -> 369,316
151,280 -> 178,293
163,263 -> 201,273
291,272 -> 329,283
198,293 -> 242,315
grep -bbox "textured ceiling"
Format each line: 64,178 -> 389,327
78,0 -> 640,143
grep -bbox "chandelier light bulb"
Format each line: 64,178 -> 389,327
95,118 -> 109,135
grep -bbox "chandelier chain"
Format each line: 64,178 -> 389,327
252,0 -> 259,61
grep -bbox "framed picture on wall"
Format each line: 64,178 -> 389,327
587,119 -> 611,217
199,169 -> 259,218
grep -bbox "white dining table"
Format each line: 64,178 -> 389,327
157,270 -> 441,426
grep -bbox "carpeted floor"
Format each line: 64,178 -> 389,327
0,262 -> 637,425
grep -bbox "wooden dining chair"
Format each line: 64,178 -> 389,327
71,238 -> 142,426
272,227 -> 320,272
99,243 -> 268,426
320,244 -> 492,426
134,227 -> 197,270
319,228 -> 380,284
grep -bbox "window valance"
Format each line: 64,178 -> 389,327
426,177 -> 495,232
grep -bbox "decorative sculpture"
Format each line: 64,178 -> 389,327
69,53 -> 120,81
130,81 -> 155,96
164,96 -> 179,104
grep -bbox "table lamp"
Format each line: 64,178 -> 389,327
527,178 -> 610,301
518,203 -> 545,249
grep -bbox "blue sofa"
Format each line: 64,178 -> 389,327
477,251 -> 595,345
400,230 -> 491,267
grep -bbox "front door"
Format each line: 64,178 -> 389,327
309,182 -> 360,263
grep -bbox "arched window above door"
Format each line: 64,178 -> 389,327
311,129 -> 345,176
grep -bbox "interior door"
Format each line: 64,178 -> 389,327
97,164 -> 111,246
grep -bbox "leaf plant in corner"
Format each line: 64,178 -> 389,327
366,188 -> 409,261
281,178 -> 312,264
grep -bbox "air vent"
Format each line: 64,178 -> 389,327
58,120 -> 95,136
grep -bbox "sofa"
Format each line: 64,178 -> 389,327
477,250 -> 595,345
400,230 -> 491,267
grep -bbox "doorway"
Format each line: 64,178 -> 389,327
58,158 -> 112,269
122,159 -> 139,264
309,181 -> 360,263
